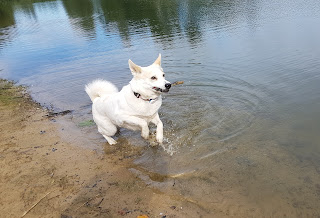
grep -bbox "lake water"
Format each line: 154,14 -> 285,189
1,0 -> 320,216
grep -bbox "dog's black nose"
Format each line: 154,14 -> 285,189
165,83 -> 171,89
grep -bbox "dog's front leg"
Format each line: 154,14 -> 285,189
121,116 -> 149,139
151,113 -> 163,144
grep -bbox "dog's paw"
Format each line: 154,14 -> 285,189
108,138 -> 117,145
156,134 -> 163,144
141,130 -> 150,139
103,135 -> 117,145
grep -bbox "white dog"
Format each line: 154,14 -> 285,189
85,54 -> 171,145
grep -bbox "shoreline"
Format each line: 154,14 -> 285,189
0,79 -> 207,217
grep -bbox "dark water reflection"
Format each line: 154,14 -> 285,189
1,0 -> 320,216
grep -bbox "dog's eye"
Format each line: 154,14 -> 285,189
163,74 -> 165,77
151,76 -> 157,80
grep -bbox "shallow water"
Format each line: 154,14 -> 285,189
1,0 -> 320,216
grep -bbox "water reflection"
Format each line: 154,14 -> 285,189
0,2 -> 15,48
0,0 -> 261,49
62,0 -> 96,39
0,3 -> 15,28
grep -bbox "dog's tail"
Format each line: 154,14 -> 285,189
85,79 -> 119,102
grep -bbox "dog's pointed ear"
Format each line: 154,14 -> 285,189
153,53 -> 161,66
128,59 -> 141,74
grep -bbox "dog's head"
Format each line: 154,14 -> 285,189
128,54 -> 171,96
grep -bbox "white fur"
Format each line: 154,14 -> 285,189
85,79 -> 118,102
85,54 -> 170,145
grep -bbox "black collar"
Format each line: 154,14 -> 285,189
133,91 -> 158,102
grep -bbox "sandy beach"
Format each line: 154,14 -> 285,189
0,80 -> 207,218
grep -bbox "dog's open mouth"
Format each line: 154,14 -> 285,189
153,87 -> 169,93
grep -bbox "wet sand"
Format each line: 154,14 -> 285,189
0,80 -> 207,218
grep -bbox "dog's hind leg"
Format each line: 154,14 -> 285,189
96,118 -> 118,145
102,134 -> 117,145
98,126 -> 117,145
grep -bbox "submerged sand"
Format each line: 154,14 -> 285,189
0,80 -> 206,218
